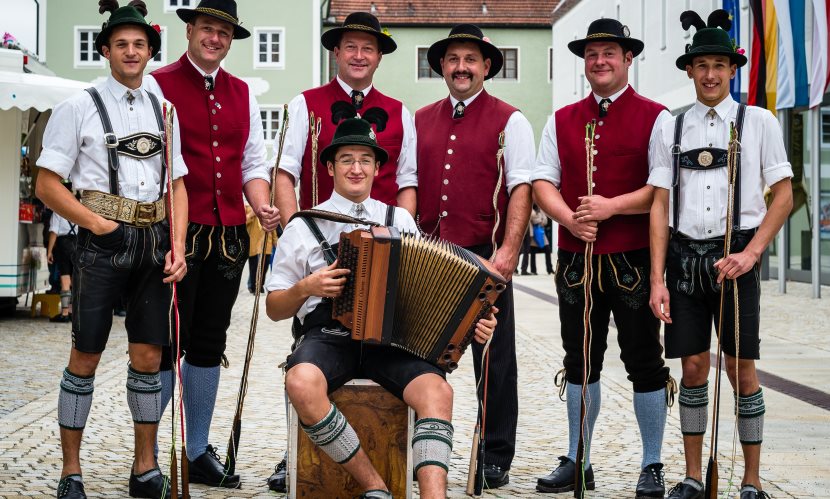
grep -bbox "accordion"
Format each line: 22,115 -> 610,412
332,226 -> 506,372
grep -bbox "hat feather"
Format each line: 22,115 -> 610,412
707,9 -> 732,30
128,0 -> 148,17
98,0 -> 119,15
331,101 -> 357,125
680,11 -> 706,32
362,107 -> 388,133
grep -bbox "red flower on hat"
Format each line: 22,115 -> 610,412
152,24 -> 162,33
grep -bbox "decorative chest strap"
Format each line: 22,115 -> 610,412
116,132 -> 162,159
678,147 -> 728,170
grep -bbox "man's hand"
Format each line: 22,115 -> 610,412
256,204 -> 281,232
163,243 -> 187,283
474,306 -> 499,344
301,260 -> 350,298
649,281 -> 672,324
573,195 -> 616,222
493,247 -> 519,281
92,218 -> 119,236
566,218 -> 598,243
714,250 -> 758,283
47,251 -> 54,264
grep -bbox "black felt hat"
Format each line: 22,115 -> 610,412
321,12 -> 397,54
568,18 -> 644,58
176,0 -> 250,39
426,24 -> 503,80
95,0 -> 162,56
320,118 -> 389,167
675,9 -> 747,69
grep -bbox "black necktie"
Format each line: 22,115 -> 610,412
351,90 -> 364,110
453,101 -> 466,119
598,98 -> 611,117
204,75 -> 215,91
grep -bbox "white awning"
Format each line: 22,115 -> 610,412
0,71 -> 89,112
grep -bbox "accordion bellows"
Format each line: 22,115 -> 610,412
333,226 -> 506,372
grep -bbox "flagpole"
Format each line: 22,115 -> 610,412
810,106 -> 821,298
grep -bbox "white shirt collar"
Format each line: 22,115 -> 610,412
336,75 -> 373,98
105,75 -> 143,102
449,88 -> 484,108
593,84 -> 629,103
692,94 -> 735,121
186,53 -> 220,80
328,190 -> 375,215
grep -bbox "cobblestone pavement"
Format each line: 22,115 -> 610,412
0,276 -> 827,498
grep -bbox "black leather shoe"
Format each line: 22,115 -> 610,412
128,468 -> 172,498
267,458 -> 286,492
483,464 -> 509,489
636,463 -> 665,498
536,456 -> 595,493
50,314 -> 72,323
666,481 -> 704,499
188,444 -> 241,488
57,475 -> 86,499
740,485 -> 771,498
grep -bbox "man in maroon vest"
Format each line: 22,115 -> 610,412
532,19 -> 672,498
276,11 -> 417,223
144,0 -> 280,489
415,24 -> 533,489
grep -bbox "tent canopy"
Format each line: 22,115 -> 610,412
0,70 -> 89,112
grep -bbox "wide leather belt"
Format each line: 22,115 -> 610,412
81,190 -> 165,227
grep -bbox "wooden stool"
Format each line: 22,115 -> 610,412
30,293 -> 61,318
288,379 -> 414,499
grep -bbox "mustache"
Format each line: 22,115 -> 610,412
452,71 -> 473,79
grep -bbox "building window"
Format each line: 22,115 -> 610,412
822,110 -> 830,146
253,28 -> 285,69
548,47 -> 553,81
492,48 -> 518,80
417,47 -> 441,79
75,27 -> 103,68
164,0 -> 193,12
147,26 -> 167,67
260,106 -> 282,145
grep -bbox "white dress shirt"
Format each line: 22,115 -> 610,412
38,76 -> 187,202
280,76 -> 418,190
143,54 -> 271,186
446,89 -> 535,193
648,95 -> 793,239
49,212 -> 75,236
533,85 -> 671,187
265,191 -> 419,323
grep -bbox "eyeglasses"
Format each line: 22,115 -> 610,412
335,158 -> 375,168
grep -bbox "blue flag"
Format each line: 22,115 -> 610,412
724,0 -> 741,102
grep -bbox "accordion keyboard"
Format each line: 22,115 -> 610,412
335,238 -> 359,318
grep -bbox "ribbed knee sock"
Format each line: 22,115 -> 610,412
154,369 -> 176,459
182,361 -> 220,460
566,381 -> 600,468
634,388 -> 667,469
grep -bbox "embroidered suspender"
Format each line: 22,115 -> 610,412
85,88 -> 167,199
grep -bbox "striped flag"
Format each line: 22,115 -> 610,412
764,0 -> 778,112
748,0 -> 767,107
773,0 -> 809,109
724,0 -> 742,101
810,0 -> 830,108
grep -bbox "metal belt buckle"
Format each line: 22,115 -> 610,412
104,133 -> 119,148
134,202 -> 155,227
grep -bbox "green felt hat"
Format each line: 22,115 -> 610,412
320,118 -> 389,167
675,9 -> 747,69
95,0 -> 161,57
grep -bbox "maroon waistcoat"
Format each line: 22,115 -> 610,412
416,91 -> 517,247
299,80 -> 403,209
151,54 -> 250,226
555,87 -> 665,254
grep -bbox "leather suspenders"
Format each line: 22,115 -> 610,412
85,87 -> 168,199
671,103 -> 746,234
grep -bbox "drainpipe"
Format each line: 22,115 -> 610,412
33,0 -> 40,57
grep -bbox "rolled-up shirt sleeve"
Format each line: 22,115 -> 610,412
265,221 -> 308,292
279,94 -> 310,185
647,118 -> 674,190
241,92 -> 271,185
759,109 -> 793,186
503,111 -> 534,193
396,106 -> 418,189
532,114 -> 561,187
37,99 -> 81,180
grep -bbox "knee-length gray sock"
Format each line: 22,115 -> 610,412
633,387 -> 667,469
182,360 -> 220,460
154,369 -> 176,459
566,381 -> 601,468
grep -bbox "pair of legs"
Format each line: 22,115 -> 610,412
286,363 -> 453,497
678,353 -> 762,488
60,344 -> 162,479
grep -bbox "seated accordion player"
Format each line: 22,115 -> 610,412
333,225 -> 506,373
